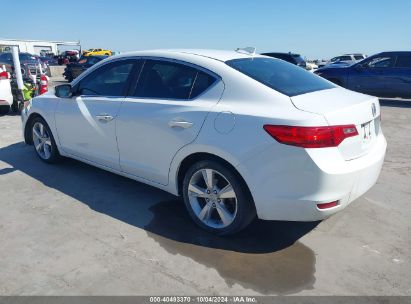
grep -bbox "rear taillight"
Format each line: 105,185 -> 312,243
263,124 -> 358,148
0,71 -> 9,80
39,74 -> 48,95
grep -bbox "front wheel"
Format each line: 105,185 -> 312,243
31,117 -> 61,163
182,160 -> 256,235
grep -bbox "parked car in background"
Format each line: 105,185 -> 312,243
33,55 -> 51,76
261,52 -> 307,69
22,49 -> 386,235
63,55 -> 108,82
315,51 -> 411,99
305,61 -> 318,71
0,66 -> 12,115
317,54 -> 367,68
0,52 -> 39,77
83,48 -> 112,56
39,56 -> 58,66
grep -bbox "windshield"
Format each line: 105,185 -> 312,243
226,57 -> 335,97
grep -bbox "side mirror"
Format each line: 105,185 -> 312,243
55,84 -> 73,98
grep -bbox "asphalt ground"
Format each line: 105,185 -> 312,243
0,93 -> 410,295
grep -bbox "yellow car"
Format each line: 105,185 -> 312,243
83,48 -> 112,56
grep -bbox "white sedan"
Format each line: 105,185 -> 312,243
21,49 -> 387,235
0,67 -> 13,115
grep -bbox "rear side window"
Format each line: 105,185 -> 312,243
226,57 -> 335,97
190,71 -> 217,99
133,60 -> 216,100
395,55 -> 411,68
354,55 -> 365,60
339,56 -> 352,61
78,60 -> 134,96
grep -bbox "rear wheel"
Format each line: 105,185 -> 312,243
31,117 -> 61,163
182,160 -> 256,235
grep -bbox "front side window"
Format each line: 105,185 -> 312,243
77,60 -> 134,96
226,57 -> 335,97
133,59 -> 215,100
365,56 -> 394,68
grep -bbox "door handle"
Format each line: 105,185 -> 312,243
96,114 -> 114,122
168,119 -> 194,129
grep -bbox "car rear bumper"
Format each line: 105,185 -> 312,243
237,132 -> 387,221
0,80 -> 13,106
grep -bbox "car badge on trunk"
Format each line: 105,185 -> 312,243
371,103 -> 376,117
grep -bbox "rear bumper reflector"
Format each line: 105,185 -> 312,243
317,201 -> 339,209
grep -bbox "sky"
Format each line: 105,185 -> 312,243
1,0 -> 410,59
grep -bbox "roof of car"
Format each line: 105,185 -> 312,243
261,52 -> 301,56
115,49 -> 265,62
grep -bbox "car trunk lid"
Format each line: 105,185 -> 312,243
291,87 -> 381,160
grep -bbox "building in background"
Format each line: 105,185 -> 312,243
0,38 -> 81,55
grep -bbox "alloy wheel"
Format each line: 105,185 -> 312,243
188,168 -> 237,229
32,122 -> 52,160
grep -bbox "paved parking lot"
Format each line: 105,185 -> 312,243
0,99 -> 410,295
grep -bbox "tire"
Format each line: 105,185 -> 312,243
31,117 -> 61,163
11,99 -> 19,113
0,105 -> 10,116
182,160 -> 256,235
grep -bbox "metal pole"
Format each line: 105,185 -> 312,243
11,46 -> 25,112
11,46 -> 24,90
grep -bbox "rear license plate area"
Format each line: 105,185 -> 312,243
361,120 -> 373,145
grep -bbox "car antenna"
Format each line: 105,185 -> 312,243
235,47 -> 256,57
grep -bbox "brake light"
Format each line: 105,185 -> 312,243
263,124 -> 358,148
0,71 -> 9,80
39,74 -> 48,95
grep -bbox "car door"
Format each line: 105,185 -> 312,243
116,58 -> 224,185
55,59 -> 137,170
386,53 -> 411,99
347,54 -> 395,97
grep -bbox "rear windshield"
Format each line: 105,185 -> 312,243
226,57 -> 335,97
